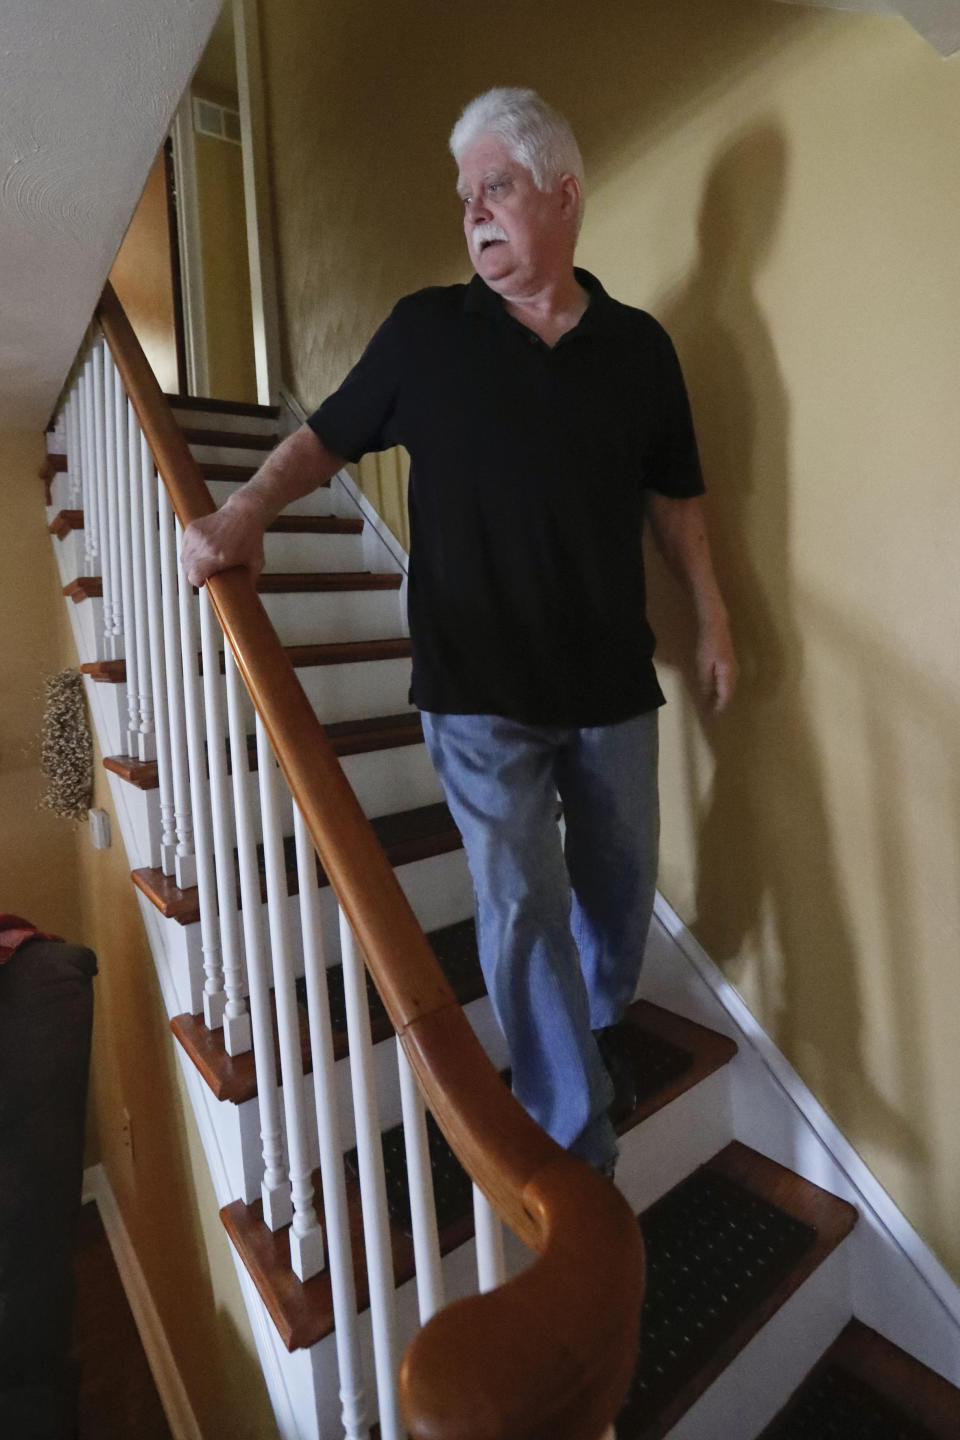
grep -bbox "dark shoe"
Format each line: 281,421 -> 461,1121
594,1022 -> 638,1124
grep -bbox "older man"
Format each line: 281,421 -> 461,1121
182,88 -> 736,1177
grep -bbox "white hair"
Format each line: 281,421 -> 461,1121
449,87 -> 585,202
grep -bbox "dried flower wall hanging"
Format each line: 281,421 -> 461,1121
38,670 -> 93,821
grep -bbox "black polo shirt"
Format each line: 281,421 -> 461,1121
308,268 -> 704,726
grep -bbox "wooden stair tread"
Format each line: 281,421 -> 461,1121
49,509 -> 83,539
103,712 -> 424,791
182,426 -> 278,449
82,637 -> 413,686
132,799 -> 461,926
255,571 -> 401,593
618,1141 -> 859,1440
760,1318 -> 960,1440
171,917 -> 483,1104
218,1009 -> 743,1353
165,393 -> 280,419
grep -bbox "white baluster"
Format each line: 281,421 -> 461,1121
158,488 -> 196,888
473,1184 -> 506,1294
293,805 -> 369,1439
397,1040 -> 445,1323
128,404 -> 156,762
66,388 -> 82,509
80,353 -> 99,578
101,348 -> 124,659
175,517 -> 226,1030
198,589 -> 251,1055
90,341 -> 110,658
339,909 -> 402,1440
141,445 -> 176,873
224,652 -> 289,1225
255,719 -> 325,1281
111,363 -> 137,755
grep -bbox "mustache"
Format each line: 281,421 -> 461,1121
471,222 -> 509,255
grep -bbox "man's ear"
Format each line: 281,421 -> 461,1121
559,172 -> 582,220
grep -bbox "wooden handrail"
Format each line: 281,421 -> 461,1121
96,281 -> 644,1439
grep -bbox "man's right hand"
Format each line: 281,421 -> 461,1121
181,488 -> 268,587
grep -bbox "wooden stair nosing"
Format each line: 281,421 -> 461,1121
49,509 -> 84,539
217,1005 -> 742,1353
758,1317 -> 960,1440
255,571 -> 401,593
104,712 -> 424,792
64,576 -> 102,602
629,1140 -> 859,1440
41,453 -> 68,478
81,637 -> 413,686
131,800 -> 462,926
165,393 -> 280,420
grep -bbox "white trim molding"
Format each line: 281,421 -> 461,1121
81,1164 -> 203,1440
234,0 -> 283,404
169,97 -> 210,398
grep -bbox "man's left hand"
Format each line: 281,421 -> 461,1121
696,620 -> 739,714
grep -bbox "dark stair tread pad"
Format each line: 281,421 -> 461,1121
763,1361 -> 937,1440
337,1015 -> 695,1237
616,1168 -> 818,1434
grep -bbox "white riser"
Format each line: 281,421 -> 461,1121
260,589 -> 404,647
263,532 -> 365,573
616,1067 -> 734,1216
341,742 -> 442,817
204,739 -> 442,843
46,521 -> 85,587
171,407 -> 281,438
282,657 -> 414,725
206,478 -> 351,518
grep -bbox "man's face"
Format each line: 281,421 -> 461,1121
456,133 -> 573,295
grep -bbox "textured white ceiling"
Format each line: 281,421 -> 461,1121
774,0 -> 960,54
0,0 -> 221,430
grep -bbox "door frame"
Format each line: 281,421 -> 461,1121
168,0 -> 281,403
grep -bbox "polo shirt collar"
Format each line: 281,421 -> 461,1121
463,267 -> 624,340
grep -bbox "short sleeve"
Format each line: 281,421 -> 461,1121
307,306 -> 404,462
644,325 -> 705,498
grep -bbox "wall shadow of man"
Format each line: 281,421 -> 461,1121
650,124 -> 919,1161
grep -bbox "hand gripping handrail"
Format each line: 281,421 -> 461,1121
96,281 -> 644,1440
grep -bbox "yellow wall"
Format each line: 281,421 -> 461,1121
260,1 -> 960,1278
193,88 -> 259,403
1,430 -> 84,935
4,427 -> 278,1435
109,150 -> 181,395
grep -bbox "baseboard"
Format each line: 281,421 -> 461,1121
81,1164 -> 203,1440
652,892 -> 960,1336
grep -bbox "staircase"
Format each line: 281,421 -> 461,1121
44,299 -> 960,1439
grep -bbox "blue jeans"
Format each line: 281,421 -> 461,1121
421,710 -> 659,1172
